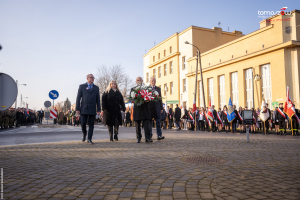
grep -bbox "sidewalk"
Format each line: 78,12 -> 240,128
1,137 -> 300,200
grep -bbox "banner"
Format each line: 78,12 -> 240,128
227,97 -> 236,123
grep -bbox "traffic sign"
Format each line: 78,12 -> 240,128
49,90 -> 59,100
0,73 -> 18,111
44,101 -> 51,108
50,109 -> 57,119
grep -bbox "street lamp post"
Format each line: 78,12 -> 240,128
185,41 -> 206,109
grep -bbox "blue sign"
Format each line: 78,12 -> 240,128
49,90 -> 59,100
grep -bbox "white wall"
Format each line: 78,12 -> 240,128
178,29 -> 193,107
143,54 -> 150,84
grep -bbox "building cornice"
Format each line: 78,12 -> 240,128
147,52 -> 180,68
185,40 -> 300,77
200,25 -> 274,56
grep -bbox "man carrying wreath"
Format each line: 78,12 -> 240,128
131,77 -> 152,143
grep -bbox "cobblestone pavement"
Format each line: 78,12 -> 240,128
1,137 -> 300,200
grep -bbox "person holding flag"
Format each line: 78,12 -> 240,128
206,100 -> 215,132
259,99 -> 270,135
227,97 -> 236,133
275,103 -> 287,135
283,87 -> 298,136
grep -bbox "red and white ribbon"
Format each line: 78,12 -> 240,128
140,90 -> 154,101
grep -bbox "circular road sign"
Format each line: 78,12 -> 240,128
49,90 -> 59,100
0,73 -> 18,111
44,100 -> 52,108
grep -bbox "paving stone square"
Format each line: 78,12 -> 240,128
1,137 -> 300,199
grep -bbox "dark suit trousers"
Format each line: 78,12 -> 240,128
39,117 -> 43,123
81,114 -> 95,140
135,120 -> 150,140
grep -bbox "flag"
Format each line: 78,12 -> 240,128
227,97 -> 236,123
283,87 -> 295,118
207,100 -> 214,121
259,99 -> 270,122
192,99 -> 197,113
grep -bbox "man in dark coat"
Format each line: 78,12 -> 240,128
174,104 -> 181,130
38,108 -> 44,124
76,74 -> 101,144
149,77 -> 165,140
131,77 -> 152,143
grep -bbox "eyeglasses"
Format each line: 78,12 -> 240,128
88,77 -> 95,79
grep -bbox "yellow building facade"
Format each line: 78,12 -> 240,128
143,10 -> 300,109
143,26 -> 243,108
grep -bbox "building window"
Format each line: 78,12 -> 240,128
199,81 -> 204,107
164,84 -> 167,95
146,73 -> 149,83
153,56 -> 155,62
170,61 -> 173,74
164,64 -> 167,76
170,46 -> 172,53
170,82 -> 173,94
153,69 -> 156,79
158,53 -> 160,59
208,78 -> 214,105
158,67 -> 161,78
245,68 -> 253,108
183,79 -> 186,92
261,64 -> 272,106
219,75 -> 226,109
182,56 -> 186,70
231,72 -> 239,108
164,50 -> 166,57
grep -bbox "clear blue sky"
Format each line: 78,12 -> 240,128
0,0 -> 298,110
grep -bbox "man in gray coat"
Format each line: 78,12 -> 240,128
76,74 -> 101,144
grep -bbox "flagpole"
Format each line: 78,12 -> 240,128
291,119 -> 293,136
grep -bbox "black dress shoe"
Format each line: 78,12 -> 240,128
137,139 -> 141,143
82,135 -> 86,142
114,135 -> 118,141
87,139 -> 94,144
146,139 -> 153,143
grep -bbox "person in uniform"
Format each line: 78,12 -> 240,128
222,106 -> 229,132
216,108 -> 223,132
275,103 -> 287,136
291,104 -> 299,136
211,105 -> 217,132
232,105 -> 238,133
203,108 -> 210,132
251,108 -> 258,134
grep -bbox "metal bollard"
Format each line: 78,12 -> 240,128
246,127 -> 250,143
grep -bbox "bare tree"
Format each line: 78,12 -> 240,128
55,101 -> 64,112
95,65 -> 135,101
